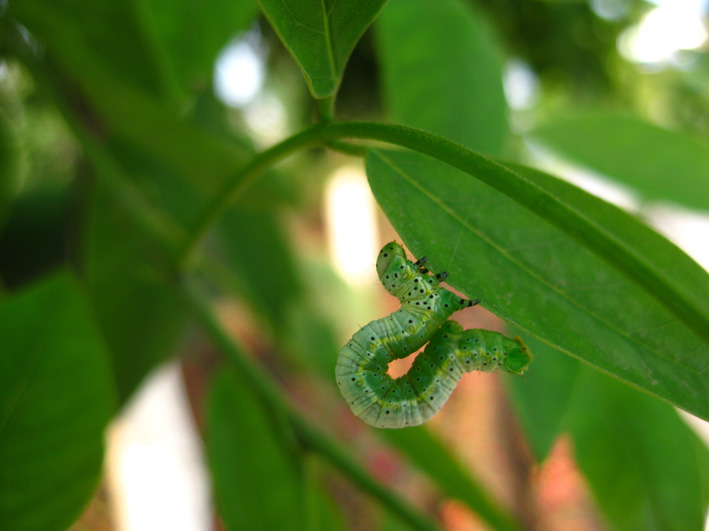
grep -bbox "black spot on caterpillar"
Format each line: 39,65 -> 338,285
335,242 -> 532,428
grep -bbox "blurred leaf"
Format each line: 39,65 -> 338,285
215,208 -> 303,325
366,149 -> 709,420
85,182 -> 186,403
0,109 -> 20,232
13,0 -> 290,232
376,0 -> 508,155
504,333 -> 579,458
0,188 -> 72,288
303,457 -> 347,531
281,302 -> 341,377
141,0 -> 260,96
508,336 -> 709,531
11,0 -> 253,222
0,272 -> 116,530
207,367 -> 308,530
378,511 -> 418,531
207,207 -> 342,378
258,0 -> 388,98
15,0 -> 298,403
11,0 -> 172,98
380,428 -> 521,531
531,111 -> 709,212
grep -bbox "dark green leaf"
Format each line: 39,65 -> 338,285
207,367 -> 307,530
366,149 -> 709,421
11,0 -> 172,98
0,272 -> 116,530
0,188 -> 73,288
376,0 -> 508,155
0,109 -> 20,233
380,428 -> 521,531
258,0 -> 388,98
12,0 -> 253,221
508,336 -> 709,531
531,111 -> 709,212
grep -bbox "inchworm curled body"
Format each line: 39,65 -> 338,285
336,242 -> 532,428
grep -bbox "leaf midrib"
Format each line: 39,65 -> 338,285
319,0 -> 338,82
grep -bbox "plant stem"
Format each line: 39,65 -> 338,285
317,95 -> 336,123
326,140 -> 368,157
294,420 -> 440,531
183,280 -> 442,531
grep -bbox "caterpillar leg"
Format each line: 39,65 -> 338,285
414,256 -> 428,267
414,256 -> 429,273
435,271 -> 449,281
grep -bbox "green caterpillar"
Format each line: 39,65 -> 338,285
335,242 -> 532,429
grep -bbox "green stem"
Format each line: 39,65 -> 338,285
326,140 -> 368,157
317,95 -> 336,123
183,281 -> 441,531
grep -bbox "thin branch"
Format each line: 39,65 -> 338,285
182,280 -> 442,531
325,140 -> 368,157
317,94 -> 336,123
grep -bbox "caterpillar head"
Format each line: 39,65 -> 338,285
503,337 -> 533,375
376,241 -> 406,279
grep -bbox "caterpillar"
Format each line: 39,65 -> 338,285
335,241 -> 532,429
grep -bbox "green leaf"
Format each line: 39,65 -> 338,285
0,272 -> 116,530
11,0 -> 173,99
376,0 -> 508,155
531,111 -> 709,212
258,0 -> 388,98
380,428 -> 521,531
12,0 -> 253,219
206,367 -> 307,530
0,188 -> 73,288
366,149 -> 709,421
508,337 -> 709,531
85,182 -> 186,403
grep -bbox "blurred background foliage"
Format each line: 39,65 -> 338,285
0,0 -> 708,530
